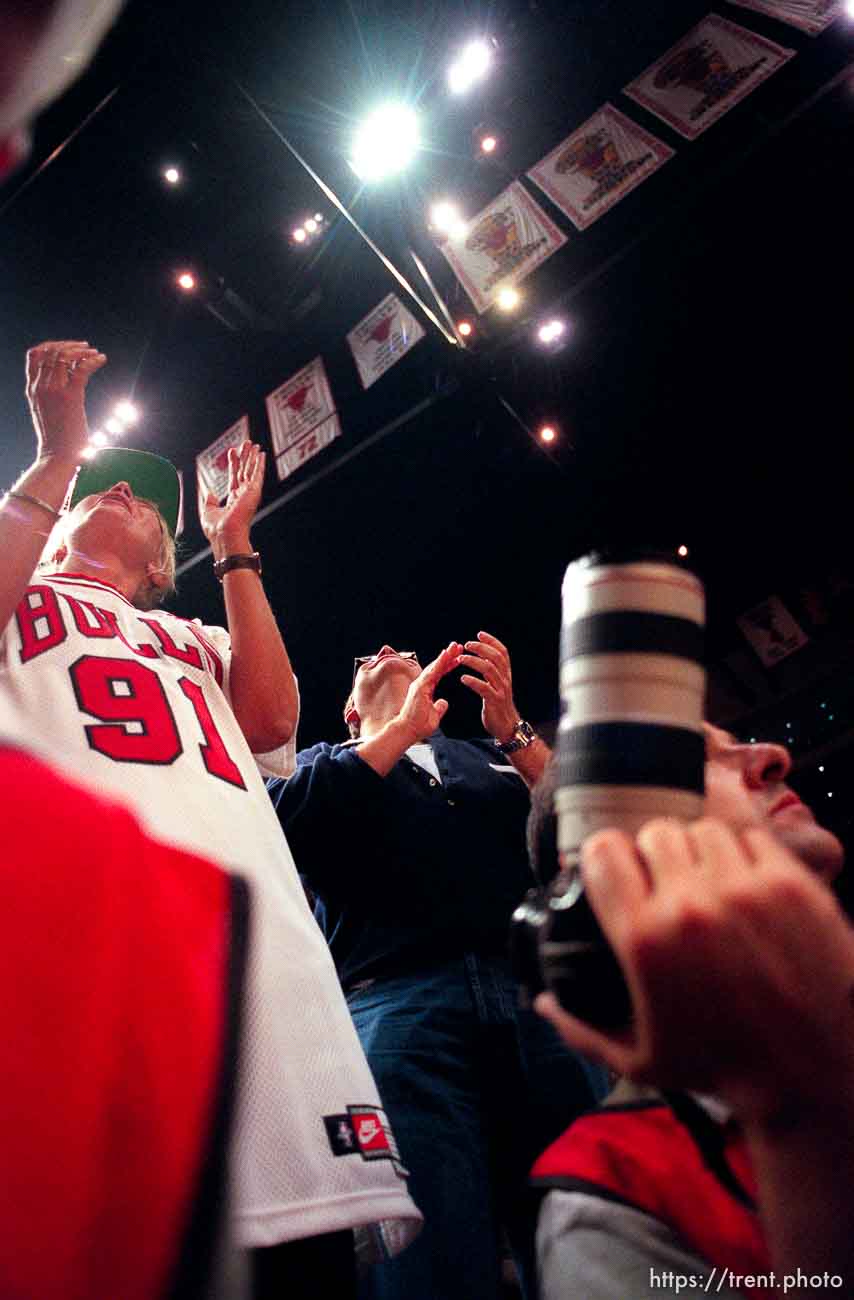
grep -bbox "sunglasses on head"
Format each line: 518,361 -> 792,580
352,650 -> 418,686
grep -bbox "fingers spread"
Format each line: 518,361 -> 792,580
458,652 -> 501,685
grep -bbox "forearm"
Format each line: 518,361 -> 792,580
355,717 -> 418,777
0,453 -> 77,631
508,735 -> 551,788
743,1109 -> 854,1290
216,532 -> 298,751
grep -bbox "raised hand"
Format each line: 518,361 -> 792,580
199,441 -> 265,551
398,643 -> 463,743
26,340 -> 107,464
459,630 -> 519,742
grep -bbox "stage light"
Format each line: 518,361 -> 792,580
177,271 -> 196,291
90,431 -> 107,447
81,446 -> 97,460
105,418 -> 123,436
480,135 -> 497,154
539,425 -> 557,444
349,104 -> 419,181
537,319 -> 566,344
314,213 -> 323,223
677,544 -> 689,558
448,39 -> 493,94
114,400 -> 139,425
496,286 -> 520,311
430,200 -> 462,232
304,218 -> 318,233
292,227 -> 307,243
163,166 -> 181,185
457,320 -> 473,337
846,0 -> 854,18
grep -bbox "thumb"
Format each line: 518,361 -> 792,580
434,698 -> 449,722
205,491 -> 218,509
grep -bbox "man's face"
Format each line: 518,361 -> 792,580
703,723 -> 844,882
349,646 -> 421,723
64,482 -> 165,574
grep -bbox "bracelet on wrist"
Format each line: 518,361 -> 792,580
4,490 -> 63,521
213,551 -> 262,582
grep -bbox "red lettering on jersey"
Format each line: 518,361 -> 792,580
59,593 -> 119,640
180,679 -> 246,789
70,656 -> 182,765
16,586 -> 67,663
139,619 -> 205,672
96,609 -> 158,659
183,624 -> 225,688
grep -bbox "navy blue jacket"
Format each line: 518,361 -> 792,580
267,733 -> 535,989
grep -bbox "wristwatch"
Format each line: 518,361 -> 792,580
213,551 -> 262,582
496,720 -> 537,754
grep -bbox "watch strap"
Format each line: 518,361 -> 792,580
496,720 -> 536,754
213,552 -> 262,582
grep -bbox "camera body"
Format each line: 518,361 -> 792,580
511,548 -> 706,1029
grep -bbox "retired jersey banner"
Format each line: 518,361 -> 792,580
347,293 -> 426,390
623,15 -> 794,141
727,0 -> 841,35
266,357 -> 341,481
196,415 -> 249,503
275,415 -> 342,482
528,104 -> 674,232
438,181 -> 567,315
737,596 -> 809,668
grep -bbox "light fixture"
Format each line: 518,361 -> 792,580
537,319 -> 566,344
304,218 -> 318,233
448,39 -> 494,94
114,400 -> 139,425
292,227 -> 307,243
90,430 -> 107,447
539,425 -> 557,444
314,213 -> 323,223
177,271 -> 196,291
163,166 -> 181,185
480,135 -> 497,154
81,446 -> 97,460
457,320 -> 473,337
349,104 -> 420,181
677,544 -> 689,558
105,418 -> 123,436
496,286 -> 520,311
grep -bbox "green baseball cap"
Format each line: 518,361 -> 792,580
66,448 -> 182,536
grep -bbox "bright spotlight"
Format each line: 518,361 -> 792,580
539,425 -> 557,444
293,227 -> 307,243
846,0 -> 854,17
105,418 -> 123,436
163,166 -> 181,185
114,400 -> 139,425
448,39 -> 493,94
480,135 -> 497,154
677,544 -> 689,558
314,213 -> 323,223
304,218 -> 318,233
457,320 -> 473,338
496,286 -> 520,311
177,271 -> 196,291
350,103 -> 419,181
430,200 -> 464,234
537,319 -> 566,344
81,446 -> 97,460
90,431 -> 108,447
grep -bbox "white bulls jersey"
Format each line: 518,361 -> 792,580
0,571 -> 421,1255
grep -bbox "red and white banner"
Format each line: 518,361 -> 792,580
623,14 -> 794,141
196,415 -> 249,503
266,357 -> 342,482
438,181 -> 567,315
347,294 -> 426,390
727,0 -> 841,34
737,596 -> 809,667
528,104 -> 674,232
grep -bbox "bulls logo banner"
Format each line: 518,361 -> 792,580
438,181 -> 567,315
623,14 -> 794,141
347,293 -> 426,390
196,415 -> 250,504
528,104 -> 674,232
265,357 -> 342,482
727,0 -> 841,34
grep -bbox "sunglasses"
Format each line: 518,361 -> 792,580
352,650 -> 418,686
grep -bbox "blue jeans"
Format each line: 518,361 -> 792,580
347,956 -> 608,1300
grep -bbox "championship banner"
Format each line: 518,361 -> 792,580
265,357 -> 341,482
347,294 -> 426,390
527,103 -> 674,232
623,14 -> 794,141
196,415 -> 250,504
438,181 -> 567,315
737,595 -> 809,668
727,0 -> 841,34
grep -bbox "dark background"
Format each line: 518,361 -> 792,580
3,1 -> 853,830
